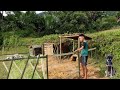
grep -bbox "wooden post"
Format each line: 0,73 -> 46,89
7,59 -> 14,79
57,45 -> 59,54
46,55 -> 48,79
95,49 -> 97,63
41,56 -> 47,79
73,40 -> 75,52
60,36 -> 62,60
42,44 -> 44,56
91,40 -> 92,58
78,37 -> 80,78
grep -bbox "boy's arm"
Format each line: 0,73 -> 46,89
77,46 -> 84,51
75,42 -> 85,52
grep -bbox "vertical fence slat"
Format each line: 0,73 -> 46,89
29,61 -> 41,79
21,54 -> 30,79
7,59 -> 14,79
13,61 -> 26,79
2,62 -> 13,79
41,57 -> 47,79
31,54 -> 40,79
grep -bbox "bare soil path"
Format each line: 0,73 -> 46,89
45,56 -> 109,79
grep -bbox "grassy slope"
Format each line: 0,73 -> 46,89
1,28 -> 120,79
20,28 -> 120,78
89,29 -> 120,78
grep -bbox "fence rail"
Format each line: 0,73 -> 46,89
53,47 -> 97,78
54,47 -> 96,57
0,54 -> 48,79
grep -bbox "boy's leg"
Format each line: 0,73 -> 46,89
81,56 -> 86,77
82,56 -> 88,79
80,63 -> 85,77
84,66 -> 88,79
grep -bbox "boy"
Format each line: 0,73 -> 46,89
75,34 -> 88,79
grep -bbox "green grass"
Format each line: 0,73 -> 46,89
88,28 -> 120,79
1,28 -> 120,79
19,34 -> 59,45
0,53 -> 46,79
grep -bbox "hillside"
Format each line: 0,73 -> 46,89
1,28 -> 120,79
24,28 -> 120,79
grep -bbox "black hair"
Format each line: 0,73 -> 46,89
79,34 -> 85,37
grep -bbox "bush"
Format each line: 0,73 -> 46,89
14,29 -> 37,37
3,32 -> 21,46
100,16 -> 117,30
0,33 -> 3,45
90,28 -> 120,61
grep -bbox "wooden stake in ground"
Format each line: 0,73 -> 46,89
41,57 -> 47,79
60,36 -> 62,60
78,37 -> 80,78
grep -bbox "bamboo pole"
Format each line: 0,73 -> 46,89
21,54 -> 30,79
73,40 -> 75,52
78,37 -> 80,78
41,57 -> 47,79
46,55 -> 48,79
7,59 -> 14,79
31,55 -> 40,79
29,61 -> 41,79
60,36 -> 62,60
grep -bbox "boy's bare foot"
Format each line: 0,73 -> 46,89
83,76 -> 87,79
81,74 -> 85,78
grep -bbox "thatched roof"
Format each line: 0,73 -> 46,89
59,33 -> 92,40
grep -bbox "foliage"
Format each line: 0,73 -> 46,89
0,11 -> 119,40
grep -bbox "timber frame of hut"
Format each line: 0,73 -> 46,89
58,33 -> 92,59
28,33 -> 95,78
29,33 -> 94,59
58,33 -> 95,78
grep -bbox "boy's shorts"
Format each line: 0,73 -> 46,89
80,56 -> 88,66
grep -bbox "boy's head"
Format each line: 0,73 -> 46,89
79,34 -> 85,42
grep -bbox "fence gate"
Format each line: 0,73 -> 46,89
0,54 -> 48,79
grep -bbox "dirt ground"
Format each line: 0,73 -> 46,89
47,55 -> 109,79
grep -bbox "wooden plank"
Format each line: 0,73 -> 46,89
54,48 -> 96,57
59,35 -> 79,38
2,53 -> 29,55
88,48 -> 96,51
44,43 -> 54,55
54,52 -> 73,56
0,56 -> 47,62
